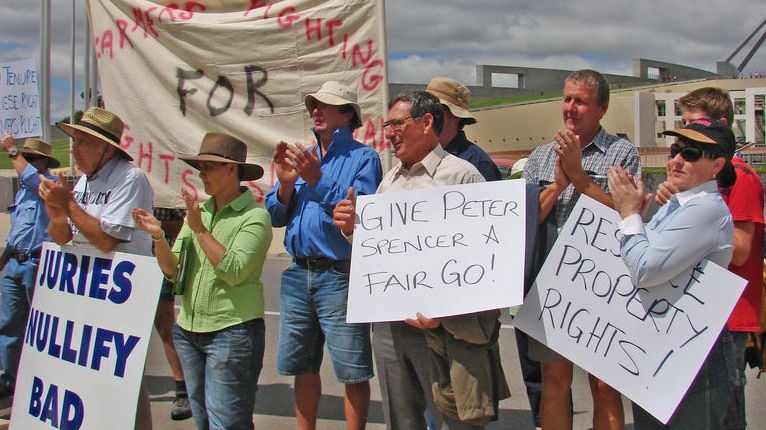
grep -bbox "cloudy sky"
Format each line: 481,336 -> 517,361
2,0 -> 765,122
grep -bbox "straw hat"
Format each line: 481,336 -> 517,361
56,106 -> 132,161
425,76 -> 477,125
304,81 -> 362,129
19,138 -> 61,169
179,132 -> 264,181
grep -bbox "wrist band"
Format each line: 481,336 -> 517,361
152,230 -> 166,241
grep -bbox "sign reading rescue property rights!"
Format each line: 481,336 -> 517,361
514,194 -> 746,424
346,180 -> 527,323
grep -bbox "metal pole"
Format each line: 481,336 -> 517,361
69,0 -> 76,174
40,0 -> 51,141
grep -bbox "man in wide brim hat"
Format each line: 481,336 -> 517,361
56,106 -> 133,161
18,138 -> 61,169
179,132 -> 264,181
304,80 -> 363,130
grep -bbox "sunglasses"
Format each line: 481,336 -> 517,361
23,154 -> 43,162
669,143 -> 716,162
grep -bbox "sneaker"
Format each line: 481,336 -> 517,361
170,395 -> 192,421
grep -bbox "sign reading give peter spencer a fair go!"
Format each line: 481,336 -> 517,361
346,180 -> 527,323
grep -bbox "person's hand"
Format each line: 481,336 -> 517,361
654,180 -> 678,206
608,166 -> 652,219
552,130 -> 585,184
286,142 -> 322,186
272,141 -> 299,185
181,188 -> 205,234
553,156 -> 570,189
0,134 -> 15,152
131,208 -> 163,239
404,312 -> 441,330
39,173 -> 73,211
333,187 -> 356,235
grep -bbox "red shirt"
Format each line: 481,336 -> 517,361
721,157 -> 765,332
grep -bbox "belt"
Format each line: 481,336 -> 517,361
293,257 -> 350,271
11,250 -> 40,263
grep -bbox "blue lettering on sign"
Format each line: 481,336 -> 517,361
25,308 -> 141,378
29,376 -> 84,430
38,249 -> 135,304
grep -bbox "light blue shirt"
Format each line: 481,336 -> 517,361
265,127 -> 382,260
619,180 -> 733,288
6,164 -> 56,254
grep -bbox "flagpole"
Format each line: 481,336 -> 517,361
40,0 -> 51,141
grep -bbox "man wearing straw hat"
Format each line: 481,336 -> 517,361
38,106 -> 155,429
0,134 -> 60,399
266,80 -> 382,430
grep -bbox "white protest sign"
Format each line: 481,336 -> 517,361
0,58 -> 41,139
514,195 -> 746,424
87,0 -> 387,208
347,180 -> 526,323
11,242 -> 163,430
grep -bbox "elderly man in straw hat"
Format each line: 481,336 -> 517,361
38,106 -> 155,429
425,76 -> 502,182
265,80 -> 382,430
133,132 -> 271,430
0,134 -> 60,399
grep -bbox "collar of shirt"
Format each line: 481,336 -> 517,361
392,143 -> 447,179
201,186 -> 252,216
582,127 -> 609,154
86,155 -> 121,181
676,180 -> 719,207
310,126 -> 354,160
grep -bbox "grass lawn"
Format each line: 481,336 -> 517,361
0,139 -> 70,170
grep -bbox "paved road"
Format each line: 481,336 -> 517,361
1,255 -> 765,429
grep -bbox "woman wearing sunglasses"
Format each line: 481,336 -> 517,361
607,118 -> 737,429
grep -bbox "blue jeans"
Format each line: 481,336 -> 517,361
173,319 -> 265,430
0,257 -> 38,380
633,328 -> 736,429
277,262 -> 373,383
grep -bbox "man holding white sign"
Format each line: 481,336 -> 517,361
522,69 -> 641,430
334,91 -> 510,429
38,107 -> 155,429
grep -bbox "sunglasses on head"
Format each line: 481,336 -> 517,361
669,143 -> 716,162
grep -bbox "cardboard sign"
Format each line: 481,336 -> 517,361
514,195 -> 746,424
347,180 -> 526,323
10,243 -> 163,430
0,58 -> 41,139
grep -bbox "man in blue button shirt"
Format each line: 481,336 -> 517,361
265,80 -> 382,430
0,134 -> 60,398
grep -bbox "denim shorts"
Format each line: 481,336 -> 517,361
276,261 -> 374,383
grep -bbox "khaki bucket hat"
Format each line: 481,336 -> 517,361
425,76 -> 477,125
19,138 -> 61,169
56,106 -> 132,161
179,132 -> 264,181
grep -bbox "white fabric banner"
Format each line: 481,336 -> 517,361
347,180 -> 527,323
10,242 -> 163,430
0,58 -> 42,139
86,0 -> 388,208
514,195 -> 746,424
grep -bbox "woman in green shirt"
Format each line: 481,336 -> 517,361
132,132 -> 271,430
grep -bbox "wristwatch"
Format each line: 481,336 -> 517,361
8,149 -> 18,158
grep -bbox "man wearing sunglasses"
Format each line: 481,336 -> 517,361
0,134 -> 60,399
523,69 -> 641,430
655,88 -> 764,430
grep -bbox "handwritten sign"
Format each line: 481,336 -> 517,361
513,195 -> 746,424
10,242 -> 163,430
0,58 -> 41,139
346,180 -> 526,323
88,0 -> 387,207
